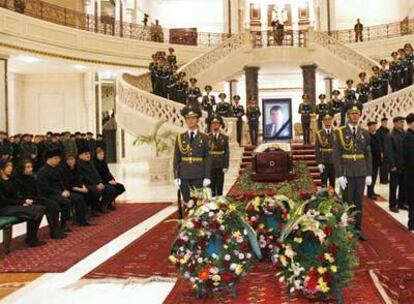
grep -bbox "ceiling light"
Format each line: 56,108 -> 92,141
14,55 -> 41,63
72,64 -> 87,70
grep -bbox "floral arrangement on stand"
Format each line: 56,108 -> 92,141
271,188 -> 359,303
245,195 -> 295,258
169,194 -> 262,298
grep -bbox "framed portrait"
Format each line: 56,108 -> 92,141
262,98 -> 293,141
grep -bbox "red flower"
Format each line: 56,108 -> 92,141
210,220 -> 218,229
198,268 -> 209,281
194,221 -> 202,228
318,254 -> 325,262
323,226 -> 333,236
222,272 -> 233,282
197,240 -> 206,249
323,273 -> 332,284
241,242 -> 250,251
328,244 -> 339,254
307,270 -> 319,291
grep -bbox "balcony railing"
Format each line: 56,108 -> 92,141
0,0 -> 228,47
250,30 -> 307,48
328,19 -> 414,44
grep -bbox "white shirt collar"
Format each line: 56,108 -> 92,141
188,129 -> 198,137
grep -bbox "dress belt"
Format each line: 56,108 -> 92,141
182,157 -> 203,163
342,154 -> 364,160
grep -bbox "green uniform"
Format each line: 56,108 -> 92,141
208,132 -> 229,196
315,128 -> 335,188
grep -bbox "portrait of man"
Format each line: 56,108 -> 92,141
263,99 -> 292,140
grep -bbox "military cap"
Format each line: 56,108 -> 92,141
168,47 -> 174,52
78,146 -> 91,155
381,117 -> 388,122
44,149 -> 61,159
391,51 -> 398,57
182,80 -> 189,86
75,131 -> 81,136
372,66 -> 380,72
208,113 -> 223,125
358,72 -> 366,78
318,94 -> 326,99
346,79 -> 354,85
393,116 -> 405,123
189,78 -> 197,83
332,89 -> 340,95
345,102 -> 363,113
379,59 -> 388,65
178,71 -> 186,77
218,93 -> 227,99
204,85 -> 212,91
367,121 -> 377,126
406,113 -> 414,124
302,93 -> 309,99
322,112 -> 334,120
180,104 -> 202,119
233,95 -> 241,101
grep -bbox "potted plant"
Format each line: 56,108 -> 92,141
133,120 -> 176,182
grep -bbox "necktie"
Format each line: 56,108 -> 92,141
190,132 -> 195,143
352,127 -> 357,140
326,130 -> 330,136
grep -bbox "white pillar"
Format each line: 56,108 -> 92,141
0,57 -> 8,132
324,77 -> 333,98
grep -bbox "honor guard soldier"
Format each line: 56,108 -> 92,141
390,51 -> 402,92
298,94 -> 314,145
173,105 -> 211,204
343,79 -> 356,101
149,54 -> 158,94
176,77 -> 188,105
316,94 -> 331,130
370,66 -> 383,100
208,113 -> 229,196
404,43 -> 414,86
167,72 -> 179,101
398,48 -> 409,89
246,97 -> 261,146
233,95 -> 245,145
187,78 -> 202,108
201,85 -> 216,132
356,72 -> 371,104
331,90 -> 344,125
315,113 -> 335,188
333,102 -> 372,241
216,93 -> 233,117
402,113 -> 414,230
379,59 -> 390,96
166,47 -> 177,68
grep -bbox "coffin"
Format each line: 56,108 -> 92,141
251,148 -> 297,182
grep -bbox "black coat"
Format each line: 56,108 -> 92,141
384,128 -> 405,171
0,178 -> 24,207
370,133 -> 382,166
77,160 -> 102,186
36,164 -> 66,197
13,174 -> 37,199
94,159 -> 114,183
0,139 -> 12,158
403,129 -> 414,179
60,164 -> 84,189
376,126 -> 390,152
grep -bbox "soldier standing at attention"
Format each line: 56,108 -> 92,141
208,113 -> 229,197
356,72 -> 371,104
173,105 -> 211,204
376,117 -> 390,184
390,51 -> 402,92
370,66 -> 383,100
331,90 -> 344,126
316,94 -> 331,130
216,93 -> 233,117
246,97 -> 261,146
354,18 -> 363,42
166,47 -> 177,68
333,102 -> 372,241
201,85 -> 216,133
187,78 -> 202,108
233,95 -> 245,146
380,59 -> 390,96
315,113 -> 335,188
298,94 -> 314,145
149,54 -> 158,94
343,79 -> 356,101
175,72 -> 188,105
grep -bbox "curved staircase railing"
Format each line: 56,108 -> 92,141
308,29 -> 380,75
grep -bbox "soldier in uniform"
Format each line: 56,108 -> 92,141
333,102 -> 372,240
380,59 -> 390,96
166,47 -> 177,68
176,78 -> 188,105
315,113 -> 335,188
404,43 -> 414,86
167,72 -> 179,101
173,105 -> 211,204
354,18 -> 363,42
390,51 -> 402,92
201,85 -> 216,133
356,72 -> 370,104
398,48 -> 409,89
316,94 -> 331,130
246,97 -> 261,146
216,93 -> 233,117
298,94 -> 314,145
343,79 -> 356,101
149,54 -> 158,94
377,117 -> 390,184
330,90 -> 344,126
187,78 -> 202,108
370,66 -> 383,100
233,95 -> 245,146
402,113 -> 414,230
208,113 -> 229,197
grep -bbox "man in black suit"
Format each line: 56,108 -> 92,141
265,105 -> 290,139
403,113 -> 414,230
376,117 -> 390,184
366,121 -> 381,199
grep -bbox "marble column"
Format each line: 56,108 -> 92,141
244,66 -> 260,102
228,79 -> 239,102
0,57 -> 8,132
300,64 -> 317,104
324,77 -> 333,99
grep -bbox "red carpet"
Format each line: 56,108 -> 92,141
84,213 -> 178,280
163,198 -> 414,303
0,203 -> 170,273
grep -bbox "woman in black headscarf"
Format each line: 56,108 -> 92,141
13,159 -> 66,239
0,159 -> 45,247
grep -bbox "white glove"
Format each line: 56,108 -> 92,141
365,176 -> 372,186
336,176 -> 348,190
317,164 -> 325,173
174,178 -> 181,189
223,168 -> 228,173
203,178 -> 211,187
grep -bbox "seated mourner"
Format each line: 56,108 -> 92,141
0,159 -> 45,247
94,147 -> 125,207
77,147 -> 118,212
13,159 -> 66,239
